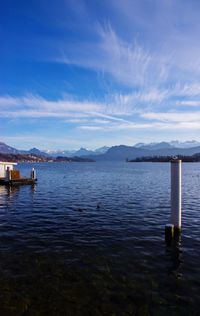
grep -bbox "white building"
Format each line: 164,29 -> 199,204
0,162 -> 17,178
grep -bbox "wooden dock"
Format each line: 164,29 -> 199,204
0,163 -> 37,186
0,177 -> 37,185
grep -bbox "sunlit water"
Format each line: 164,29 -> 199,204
0,162 -> 200,315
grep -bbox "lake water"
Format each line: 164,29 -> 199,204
0,162 -> 200,315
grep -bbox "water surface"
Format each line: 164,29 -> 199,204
0,162 -> 200,315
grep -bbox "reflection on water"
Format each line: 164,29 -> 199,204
166,235 -> 182,277
0,184 -> 36,210
0,162 -> 200,315
0,183 -> 36,197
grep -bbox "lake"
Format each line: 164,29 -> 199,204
0,162 -> 200,315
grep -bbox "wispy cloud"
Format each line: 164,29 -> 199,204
0,94 -> 132,122
0,94 -> 100,118
59,24 -> 169,88
78,120 -> 200,132
2,91 -> 200,134
176,101 -> 200,107
54,1 -> 200,96
142,111 -> 200,123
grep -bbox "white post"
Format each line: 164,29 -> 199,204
31,168 -> 36,180
171,159 -> 182,232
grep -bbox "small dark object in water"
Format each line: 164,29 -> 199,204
96,202 -> 101,209
77,208 -> 83,212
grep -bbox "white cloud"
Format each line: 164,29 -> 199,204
79,126 -> 104,131
0,94 -> 132,124
172,83 -> 200,97
142,111 -> 200,123
3,87 -> 200,136
176,100 -> 200,107
0,94 -> 100,118
77,120 -> 200,132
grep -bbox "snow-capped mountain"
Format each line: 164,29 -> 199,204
134,141 -> 200,149
169,140 -> 200,148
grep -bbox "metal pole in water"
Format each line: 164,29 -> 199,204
6,167 -> 11,181
171,159 -> 182,234
31,168 -> 36,180
165,223 -> 174,243
165,158 -> 182,242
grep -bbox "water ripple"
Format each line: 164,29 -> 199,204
0,162 -> 200,315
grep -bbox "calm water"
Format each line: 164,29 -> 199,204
0,162 -> 200,315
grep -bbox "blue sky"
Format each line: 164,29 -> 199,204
1,0 -> 200,150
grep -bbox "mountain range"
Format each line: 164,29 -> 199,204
89,144 -> 200,161
134,140 -> 200,149
45,146 -> 109,157
1,141 -> 200,161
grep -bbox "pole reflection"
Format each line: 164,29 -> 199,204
165,234 -> 182,277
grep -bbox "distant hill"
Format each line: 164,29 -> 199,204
87,145 -> 200,161
128,154 -> 200,162
22,147 -> 50,157
0,142 -> 50,157
0,152 -> 95,163
86,145 -> 146,161
0,152 -> 50,162
55,156 -> 95,162
0,142 -> 19,154
134,140 -> 200,149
